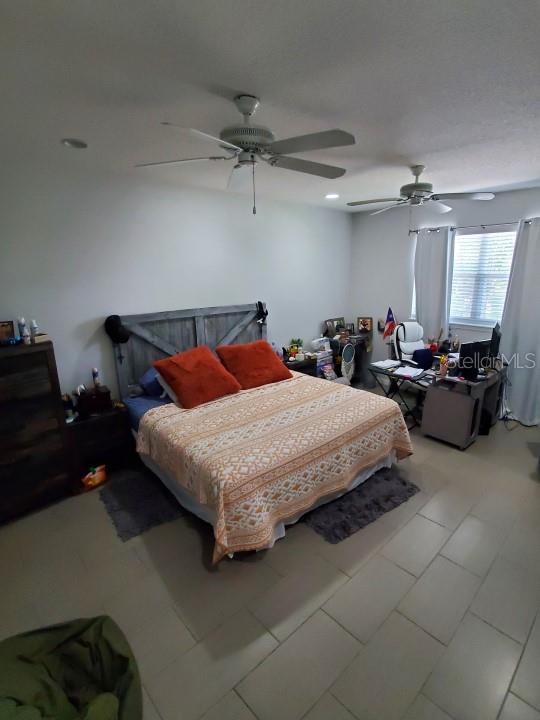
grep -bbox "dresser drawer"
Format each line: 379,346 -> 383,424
0,432 -> 64,472
0,397 -> 58,436
0,353 -> 52,403
0,368 -> 51,403
0,466 -> 70,523
1,417 -> 61,456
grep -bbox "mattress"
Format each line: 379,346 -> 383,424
123,395 -> 171,431
137,372 -> 412,562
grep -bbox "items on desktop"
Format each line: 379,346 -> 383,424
447,324 -> 502,381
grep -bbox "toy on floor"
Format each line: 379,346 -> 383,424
82,464 -> 107,490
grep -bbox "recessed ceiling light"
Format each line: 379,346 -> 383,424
325,193 -> 339,200
61,138 -> 88,149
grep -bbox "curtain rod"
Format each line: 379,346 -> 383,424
408,219 -> 531,235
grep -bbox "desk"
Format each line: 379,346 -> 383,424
370,363 -> 505,446
369,364 -> 432,429
422,370 -> 504,449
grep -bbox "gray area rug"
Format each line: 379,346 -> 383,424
100,464 -> 418,545
301,465 -> 419,543
100,466 -> 184,542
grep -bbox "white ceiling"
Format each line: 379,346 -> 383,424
2,1 -> 540,211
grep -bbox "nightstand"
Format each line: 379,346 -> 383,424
284,358 -> 318,376
66,406 -> 136,485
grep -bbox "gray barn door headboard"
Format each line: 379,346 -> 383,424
112,302 -> 267,397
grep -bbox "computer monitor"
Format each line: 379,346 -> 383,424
490,322 -> 502,358
459,340 -> 491,380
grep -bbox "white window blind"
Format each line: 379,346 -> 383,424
449,229 -> 517,326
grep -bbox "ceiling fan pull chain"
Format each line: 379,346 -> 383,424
252,158 -> 257,215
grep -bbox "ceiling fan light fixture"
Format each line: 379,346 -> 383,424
325,193 -> 339,199
61,138 -> 87,149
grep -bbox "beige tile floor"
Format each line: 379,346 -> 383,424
1,420 -> 540,720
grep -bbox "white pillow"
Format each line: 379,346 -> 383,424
156,372 -> 180,405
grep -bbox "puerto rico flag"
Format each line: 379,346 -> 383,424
383,307 -> 397,339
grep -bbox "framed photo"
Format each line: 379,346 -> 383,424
324,317 -> 346,336
345,322 -> 355,334
0,320 -> 14,341
357,316 -> 373,333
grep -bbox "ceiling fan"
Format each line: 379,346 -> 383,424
347,165 -> 495,215
136,94 -> 355,212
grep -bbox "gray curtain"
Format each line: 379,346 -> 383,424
414,227 -> 453,341
501,218 -> 540,425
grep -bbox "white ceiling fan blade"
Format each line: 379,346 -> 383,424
269,129 -> 355,155
370,202 -> 408,216
431,192 -> 495,201
161,122 -> 242,152
135,156 -> 232,168
268,155 -> 345,178
347,197 -> 402,207
430,200 -> 453,214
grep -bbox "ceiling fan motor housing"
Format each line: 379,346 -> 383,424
220,124 -> 275,152
400,181 -> 433,200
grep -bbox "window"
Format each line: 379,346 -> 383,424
449,229 -> 517,326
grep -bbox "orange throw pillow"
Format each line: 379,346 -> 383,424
153,346 -> 241,409
216,340 -> 292,390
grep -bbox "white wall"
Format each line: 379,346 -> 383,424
349,187 -> 540,359
4,159 -> 539,394
1,163 -> 351,394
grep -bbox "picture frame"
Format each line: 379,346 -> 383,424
331,316 -> 345,329
345,322 -> 355,334
324,320 -> 335,337
324,317 -> 346,337
357,316 -> 373,333
0,320 -> 15,342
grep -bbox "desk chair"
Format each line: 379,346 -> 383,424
393,322 -> 425,365
391,322 -> 429,420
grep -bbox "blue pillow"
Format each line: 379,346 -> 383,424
139,367 -> 162,397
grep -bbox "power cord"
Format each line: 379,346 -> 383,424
501,414 -> 532,431
499,372 -> 538,429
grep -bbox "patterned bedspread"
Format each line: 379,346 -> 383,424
137,373 -> 412,562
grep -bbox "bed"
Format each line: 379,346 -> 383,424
110,302 -> 412,562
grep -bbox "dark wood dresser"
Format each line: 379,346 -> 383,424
0,341 -> 71,523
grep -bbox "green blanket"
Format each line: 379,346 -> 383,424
0,616 -> 141,720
